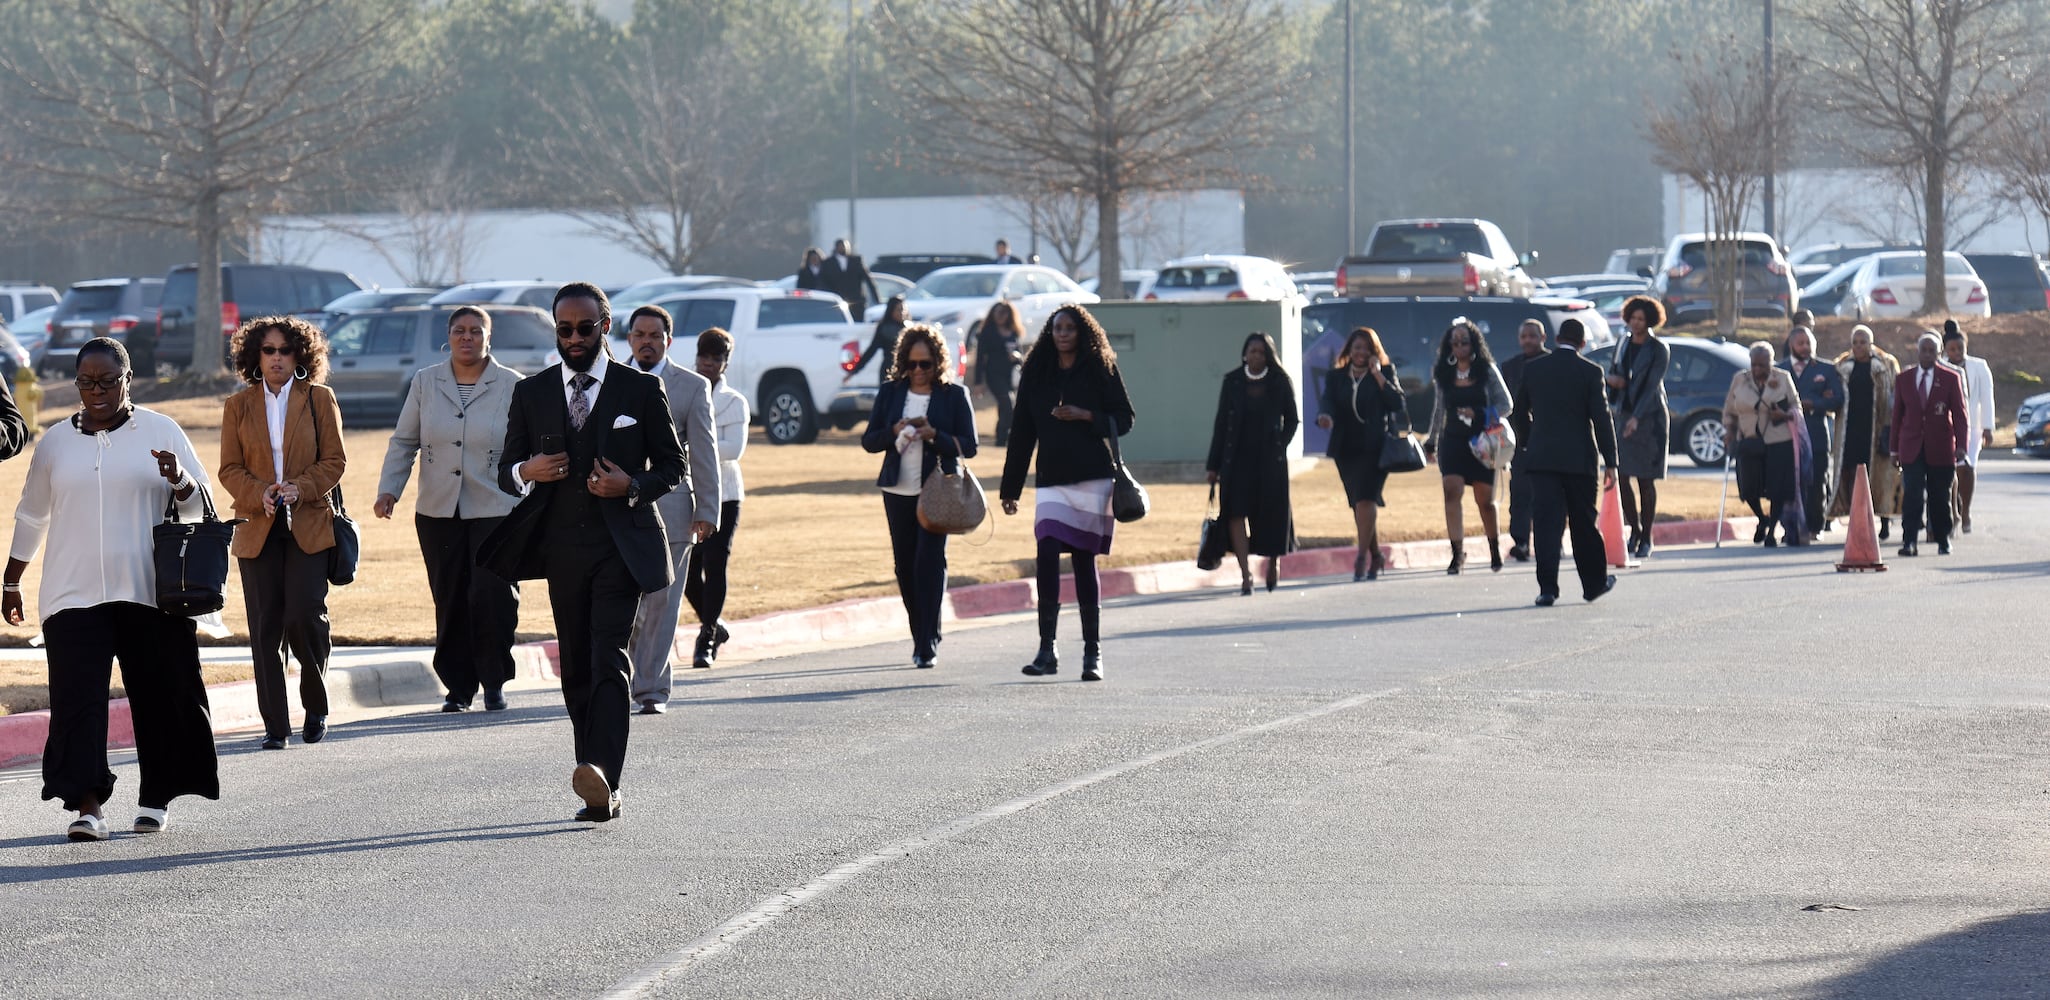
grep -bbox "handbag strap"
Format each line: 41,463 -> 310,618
1106,422 -> 1129,470
162,478 -> 221,524
304,384 -> 347,513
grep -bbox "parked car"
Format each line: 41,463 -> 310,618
1538,274 -> 1650,298
1337,218 -> 1537,299
0,281 -> 60,327
1796,256 -> 1876,319
156,263 -> 362,369
611,275 -> 760,313
1657,337 -> 1753,466
1298,296 -> 1614,447
324,304 -> 558,423
770,271 -> 915,305
1961,252 -> 2050,314
1652,232 -> 1798,325
865,264 -> 1098,348
302,287 -> 442,331
426,280 -> 561,310
1839,251 -> 1988,320
2014,391 -> 2050,457
0,323 -> 28,385
8,303 -> 55,372
872,253 -> 995,282
1787,241 -> 1920,282
46,277 -> 164,374
1289,270 -> 1337,302
1080,269 -> 1158,300
1145,254 -> 1301,303
1603,247 -> 1664,278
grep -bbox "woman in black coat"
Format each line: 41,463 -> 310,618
999,305 -> 1134,683
1314,327 -> 1407,581
860,324 -> 979,669
1206,332 -> 1299,594
845,294 -> 908,384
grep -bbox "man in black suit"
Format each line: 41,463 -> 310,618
1509,318 -> 1618,607
992,239 -> 1022,265
822,238 -> 880,318
1497,318 -> 1549,562
479,282 -> 685,822
795,247 -> 827,291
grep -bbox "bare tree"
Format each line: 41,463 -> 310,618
1798,0 -> 2045,313
0,0 -> 431,373
880,0 -> 1301,292
1646,48 -> 1789,336
1988,107 -> 2050,250
313,148 -> 484,287
1001,187 -> 1098,279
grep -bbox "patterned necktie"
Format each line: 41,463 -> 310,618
569,373 -> 594,430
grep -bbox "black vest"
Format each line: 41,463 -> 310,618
544,401 -> 611,545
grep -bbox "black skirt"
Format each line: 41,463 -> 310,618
1736,440 -> 1796,503
1334,453 -> 1388,509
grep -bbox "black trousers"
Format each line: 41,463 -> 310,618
42,602 -> 219,812
239,516 -> 332,739
1901,458 -> 1955,544
417,514 -> 520,703
546,543 -> 639,791
1530,470 -> 1608,599
683,500 -> 742,629
986,378 -> 1015,445
1507,448 -> 1533,546
882,491 -> 948,659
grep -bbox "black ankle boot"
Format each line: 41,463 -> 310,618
1488,537 -> 1503,573
692,626 -> 716,669
1447,542 -> 1464,575
1080,642 -> 1102,682
1023,640 -> 1059,676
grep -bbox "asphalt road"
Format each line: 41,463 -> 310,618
4,459 -> 2048,999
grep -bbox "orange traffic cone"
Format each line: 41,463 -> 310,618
1835,464 -> 1887,572
1599,479 -> 1634,569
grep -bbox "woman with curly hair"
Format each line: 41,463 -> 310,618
1606,295 -> 1670,558
1000,305 -> 1134,682
1424,317 -> 1512,573
219,316 -> 347,750
861,323 -> 979,669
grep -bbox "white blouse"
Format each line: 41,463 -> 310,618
11,407 -> 212,625
712,380 -> 749,503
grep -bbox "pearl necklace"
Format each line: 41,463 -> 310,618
1243,365 -> 1268,381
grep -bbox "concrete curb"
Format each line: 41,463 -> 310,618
0,517 -> 1746,768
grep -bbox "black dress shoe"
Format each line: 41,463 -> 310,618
1898,543 -> 1918,557
692,626 -> 717,669
1937,542 -> 1951,555
913,654 -> 935,669
1754,521 -> 1770,543
441,697 -> 468,713
302,716 -> 327,744
482,690 -> 508,712
1583,575 -> 1616,602
1509,544 -> 1531,562
260,736 -> 287,751
1534,593 -> 1557,607
575,792 -> 623,823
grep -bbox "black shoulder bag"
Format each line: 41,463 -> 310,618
154,484 -> 242,617
306,388 -> 360,586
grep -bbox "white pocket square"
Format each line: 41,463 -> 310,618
612,415 -> 637,429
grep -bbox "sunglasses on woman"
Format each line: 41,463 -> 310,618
260,345 -> 295,356
901,359 -> 935,370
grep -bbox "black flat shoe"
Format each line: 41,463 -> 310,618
1937,542 -> 1950,555
482,689 -> 508,712
1754,521 -> 1770,543
914,654 -> 936,669
1898,543 -> 1918,557
302,716 -> 327,744
260,736 -> 287,751
441,697 -> 468,713
1583,575 -> 1616,602
1879,519 -> 1892,541
1534,593 -> 1557,607
1763,535 -> 1778,548
1022,645 -> 1059,676
1509,544 -> 1530,562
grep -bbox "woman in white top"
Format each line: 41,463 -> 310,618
682,327 -> 750,668
859,325 -> 979,669
4,338 -> 220,842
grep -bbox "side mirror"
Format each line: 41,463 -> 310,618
1519,251 -> 1539,268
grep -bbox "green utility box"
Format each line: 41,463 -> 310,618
1088,300 -> 1304,466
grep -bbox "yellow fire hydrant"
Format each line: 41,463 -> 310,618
14,364 -> 42,439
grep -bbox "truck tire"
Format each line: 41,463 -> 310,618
1684,412 -> 1727,467
761,377 -> 818,445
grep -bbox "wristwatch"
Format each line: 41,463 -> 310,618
625,480 -> 642,508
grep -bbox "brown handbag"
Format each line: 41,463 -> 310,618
917,459 -> 989,535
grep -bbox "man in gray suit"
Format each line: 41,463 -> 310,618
622,304 -> 721,713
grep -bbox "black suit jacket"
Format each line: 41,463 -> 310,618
1511,348 -> 1617,477
822,254 -> 878,313
861,380 -> 980,487
477,361 -> 686,594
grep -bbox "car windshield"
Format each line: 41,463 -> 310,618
1679,242 -> 1778,268
59,285 -> 124,313
1157,266 -> 1239,289
1367,225 -> 1489,260
324,290 -> 393,311
1802,258 -> 1869,297
910,271 -> 1002,299
1875,253 -> 1973,277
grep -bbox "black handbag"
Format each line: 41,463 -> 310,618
1379,412 -> 1427,473
1106,428 -> 1149,523
1196,483 -> 1228,571
153,485 -> 241,618
307,390 -> 359,586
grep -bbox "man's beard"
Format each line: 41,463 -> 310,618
562,343 -> 602,373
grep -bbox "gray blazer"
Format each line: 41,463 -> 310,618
377,359 -> 522,520
650,358 -> 723,532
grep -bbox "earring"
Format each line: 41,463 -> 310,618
294,364 -> 309,381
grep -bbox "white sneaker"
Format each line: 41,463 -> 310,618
133,807 -> 169,833
66,814 -> 109,842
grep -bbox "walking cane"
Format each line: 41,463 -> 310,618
1715,446 -> 1732,548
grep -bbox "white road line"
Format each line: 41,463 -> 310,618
599,688 -> 1400,999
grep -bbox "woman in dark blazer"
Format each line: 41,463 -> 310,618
999,305 -> 1134,683
1607,295 -> 1670,559
219,316 -> 347,750
861,324 -> 979,669
1314,327 -> 1406,581
1206,332 -> 1299,594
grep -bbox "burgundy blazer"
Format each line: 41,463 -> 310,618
1889,363 -> 1969,467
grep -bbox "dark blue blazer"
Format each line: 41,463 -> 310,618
862,380 -> 979,487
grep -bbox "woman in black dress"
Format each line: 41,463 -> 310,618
845,294 -> 907,384
1424,318 -> 1512,574
1206,332 -> 1299,595
1315,327 -> 1406,581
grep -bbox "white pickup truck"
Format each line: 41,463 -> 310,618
604,287 -> 873,445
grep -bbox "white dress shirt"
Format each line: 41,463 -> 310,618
635,356 -> 670,379
263,377 -> 292,484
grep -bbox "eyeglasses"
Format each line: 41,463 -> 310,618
555,321 -> 605,339
901,359 -> 935,370
260,345 -> 295,356
75,375 -> 126,392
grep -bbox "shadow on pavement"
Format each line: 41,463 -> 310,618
682,683 -> 950,707
1116,603 -> 1531,642
209,705 -> 565,755
1802,909 -> 2050,998
1933,560 -> 2050,576
0,821 -> 581,883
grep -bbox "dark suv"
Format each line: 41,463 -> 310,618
1962,252 -> 2050,314
46,277 -> 164,374
154,263 -> 360,369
